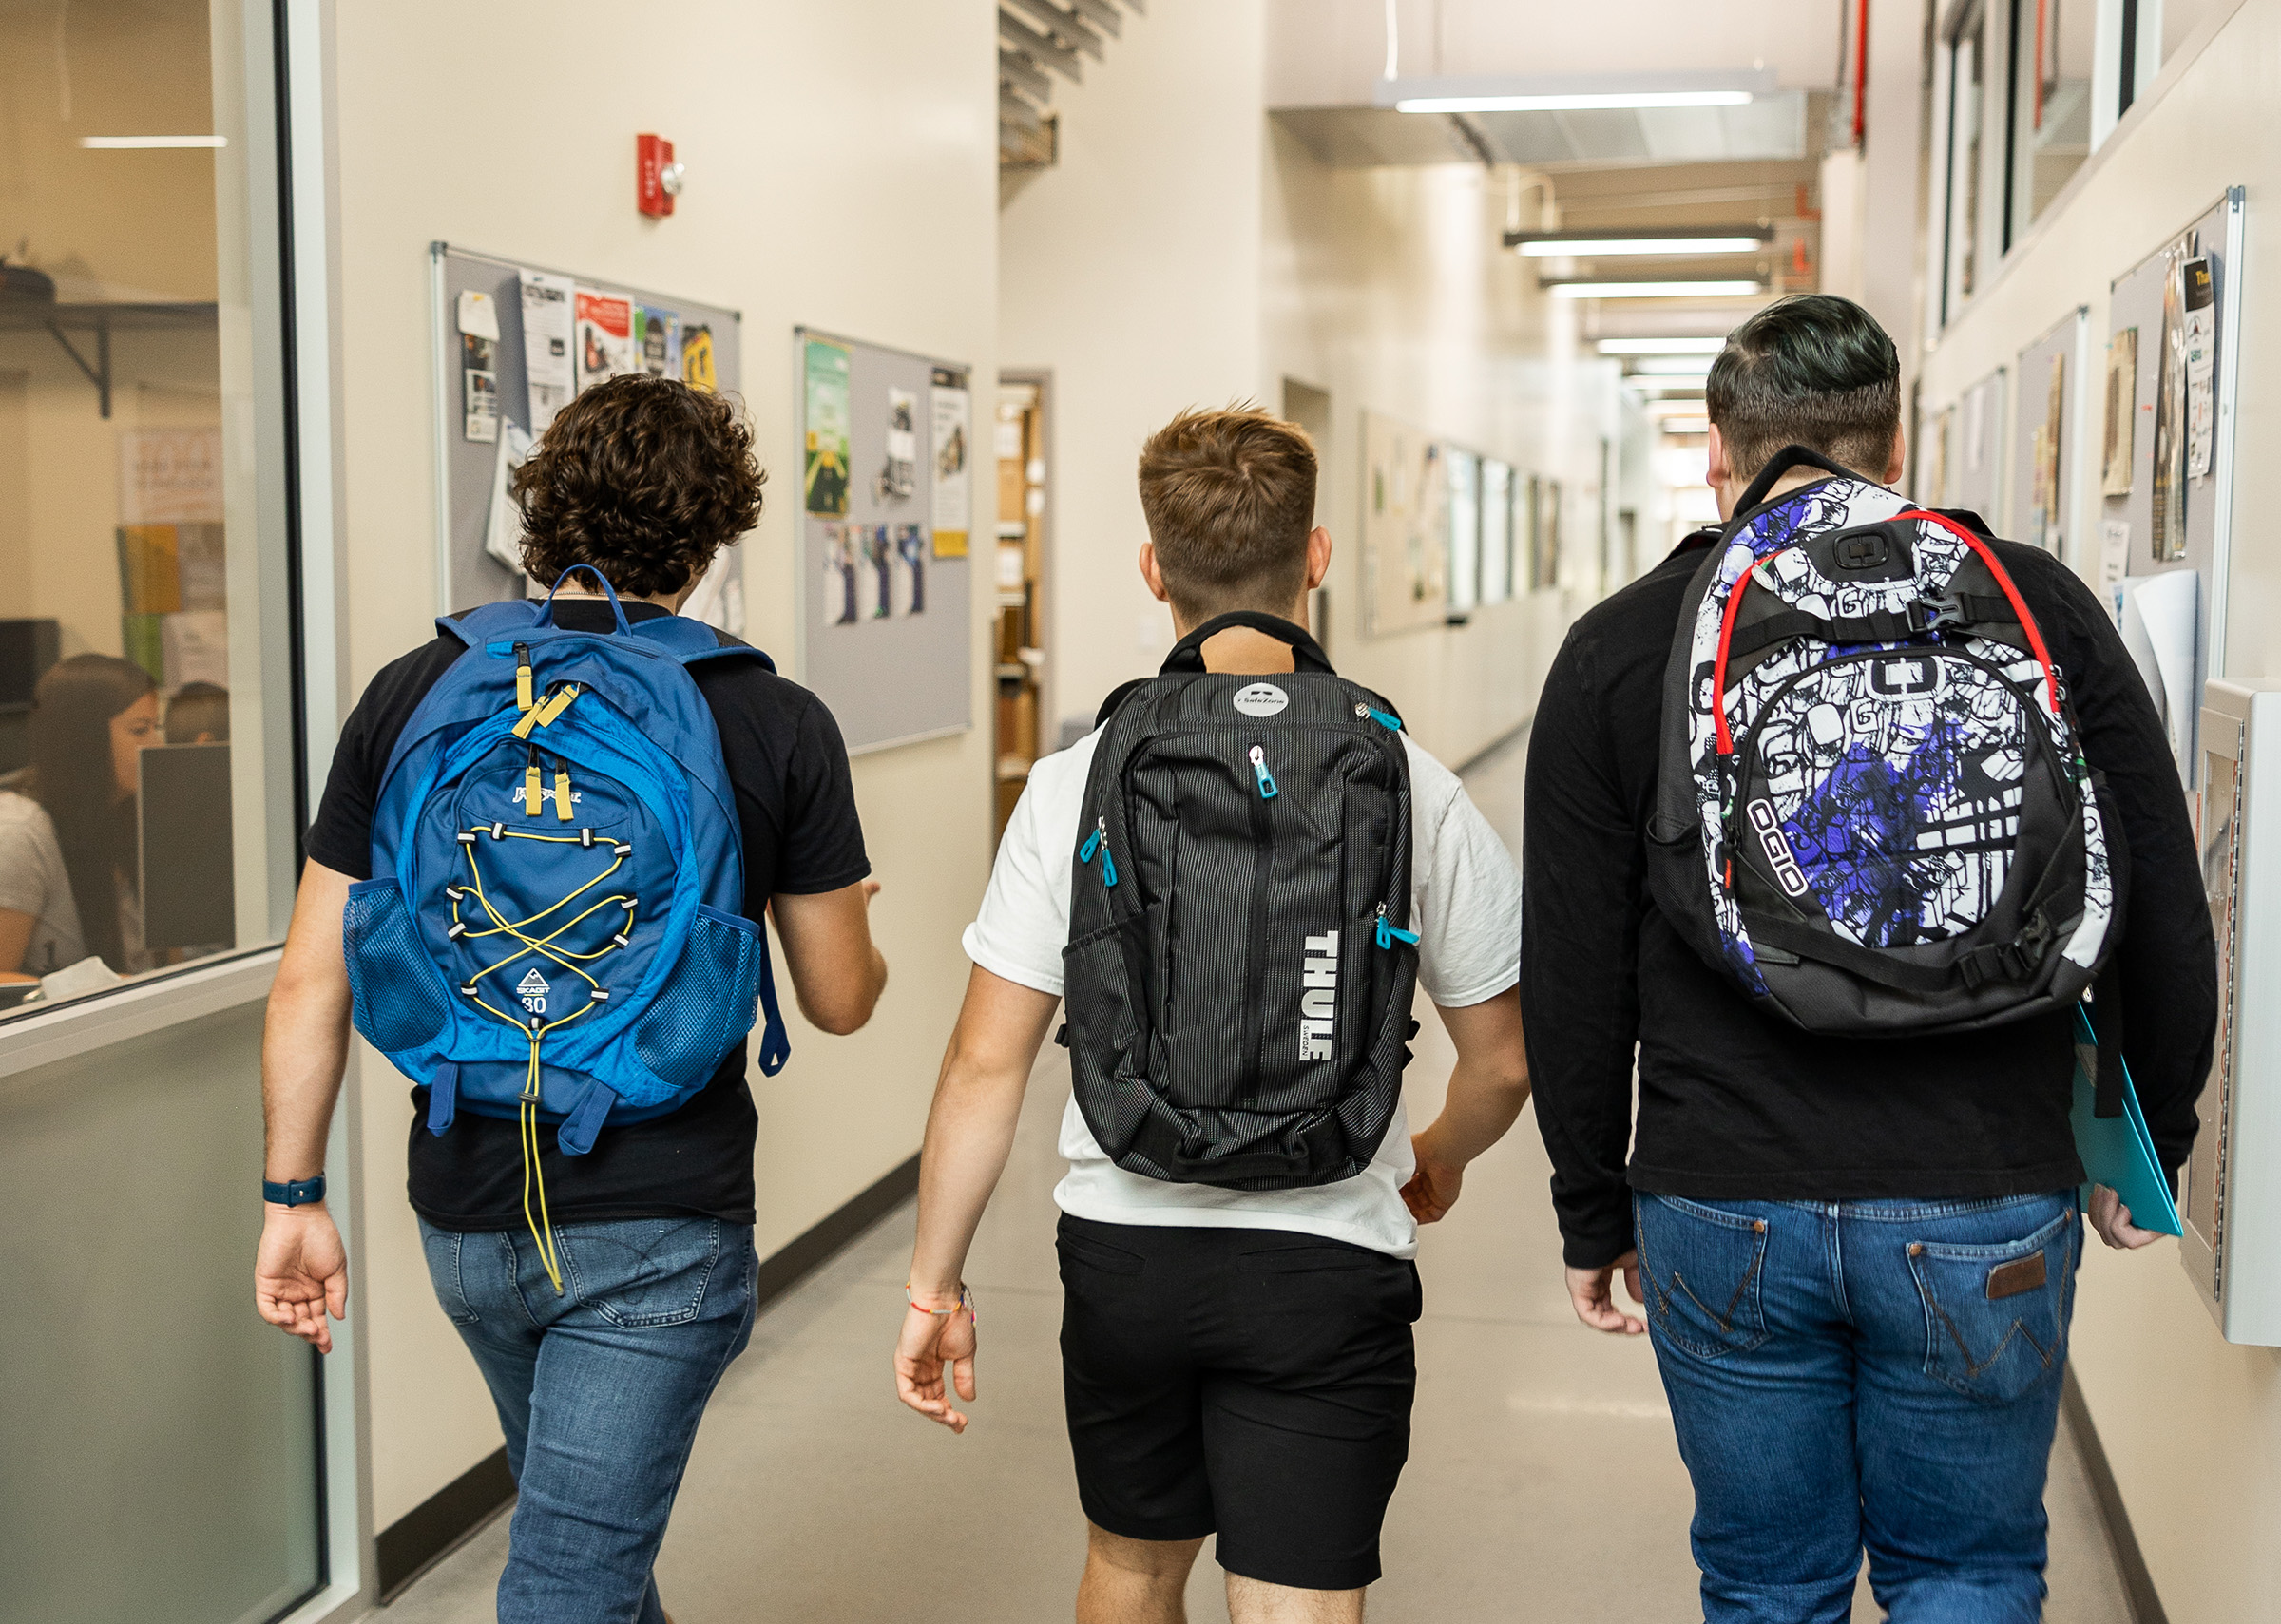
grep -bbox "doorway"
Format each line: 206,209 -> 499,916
993,374 -> 1050,842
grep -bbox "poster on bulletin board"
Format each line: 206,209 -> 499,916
2102,187 -> 2246,788
795,327 -> 973,755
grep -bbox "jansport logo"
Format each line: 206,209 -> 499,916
1299,931 -> 1338,1060
518,968 -> 550,1014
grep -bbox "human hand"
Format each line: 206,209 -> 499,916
1566,1251 -> 1646,1336
2089,1183 -> 2163,1251
255,1205 -> 348,1354
894,1290 -> 977,1433
1400,1133 -> 1465,1224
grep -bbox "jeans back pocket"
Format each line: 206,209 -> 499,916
560,1217 -> 726,1328
1907,1201 -> 2076,1404
1636,1194 -> 1772,1359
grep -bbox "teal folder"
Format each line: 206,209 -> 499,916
2070,1004 -> 2184,1236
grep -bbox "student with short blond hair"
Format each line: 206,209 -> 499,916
893,406 -> 1530,1624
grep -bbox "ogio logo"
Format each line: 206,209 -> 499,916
1299,931 -> 1338,1060
518,968 -> 550,1014
1745,800 -> 1811,899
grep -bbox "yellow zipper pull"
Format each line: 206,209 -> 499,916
514,641 -> 534,712
533,683 -> 580,729
553,767 -> 574,821
523,763 -> 542,816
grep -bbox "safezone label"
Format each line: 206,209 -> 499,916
1233,682 -> 1289,717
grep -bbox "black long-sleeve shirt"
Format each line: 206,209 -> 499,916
1523,516 -> 2217,1269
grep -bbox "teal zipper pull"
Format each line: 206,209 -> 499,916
1353,700 -> 1403,733
1249,744 -> 1278,799
1081,816 -> 1117,887
1374,902 -> 1420,950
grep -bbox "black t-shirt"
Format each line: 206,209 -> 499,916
305,600 -> 870,1230
1522,508 -> 2218,1269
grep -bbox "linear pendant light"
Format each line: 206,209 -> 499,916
1375,68 -> 1774,115
1509,225 -> 1772,257
79,135 -> 228,148
1544,279 -> 1765,299
1597,337 -> 1728,354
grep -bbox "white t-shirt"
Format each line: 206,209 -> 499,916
963,726 -> 1523,1259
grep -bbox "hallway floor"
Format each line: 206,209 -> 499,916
383,732 -> 2135,1623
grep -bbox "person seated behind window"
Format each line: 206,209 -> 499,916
0,654 -> 160,981
165,680 -> 229,745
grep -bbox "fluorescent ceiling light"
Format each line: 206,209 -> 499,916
1630,356 -> 1716,376
79,135 -> 227,148
1660,417 -> 1711,434
1545,279 -> 1764,299
1643,398 -> 1712,415
1517,236 -> 1763,257
1396,90 -> 1752,112
1598,337 -> 1727,354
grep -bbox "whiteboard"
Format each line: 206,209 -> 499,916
793,328 -> 974,755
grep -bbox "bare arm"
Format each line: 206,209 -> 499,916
1402,986 -> 1529,1223
0,908 -> 35,980
894,965 -> 1060,1432
771,879 -> 888,1035
254,861 -> 355,1353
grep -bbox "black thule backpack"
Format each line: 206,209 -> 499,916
1645,446 -> 2123,1070
1063,612 -> 1420,1190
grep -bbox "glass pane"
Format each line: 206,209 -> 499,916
1445,449 -> 1479,614
0,0 -> 290,1022
1947,25 -> 1986,308
2022,0 -> 2092,224
1479,460 -> 1512,605
0,999 -> 322,1622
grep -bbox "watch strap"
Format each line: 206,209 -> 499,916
263,1175 -> 326,1207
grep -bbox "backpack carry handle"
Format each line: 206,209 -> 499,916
533,565 -> 635,636
1160,610 -> 1332,676
1730,443 -> 1869,518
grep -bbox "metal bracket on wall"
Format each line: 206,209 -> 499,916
0,301 -> 220,419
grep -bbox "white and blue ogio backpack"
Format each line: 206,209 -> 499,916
344,569 -> 789,1284
1646,446 -> 2120,1047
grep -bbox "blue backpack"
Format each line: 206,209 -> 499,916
344,569 -> 789,1280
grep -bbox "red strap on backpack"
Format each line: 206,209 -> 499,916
1710,511 -> 2060,759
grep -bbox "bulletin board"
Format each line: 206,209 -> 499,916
794,327 -> 974,755
1359,410 -> 1448,637
1947,365 -> 2008,525
2100,187 -> 2246,788
2012,307 -> 2088,560
428,243 -> 744,619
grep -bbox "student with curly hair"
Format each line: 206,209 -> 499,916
254,374 -> 888,1624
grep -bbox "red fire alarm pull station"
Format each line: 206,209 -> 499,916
637,135 -> 682,217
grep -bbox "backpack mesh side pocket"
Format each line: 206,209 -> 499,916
632,905 -> 762,1099
343,878 -> 450,1055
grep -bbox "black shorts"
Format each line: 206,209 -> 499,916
1056,1214 -> 1422,1591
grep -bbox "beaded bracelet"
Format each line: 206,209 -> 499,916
905,1282 -> 976,1323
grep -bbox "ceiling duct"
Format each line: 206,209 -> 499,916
1000,0 -> 1145,172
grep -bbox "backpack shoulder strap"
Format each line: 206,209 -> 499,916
437,600 -> 542,649
631,614 -> 779,674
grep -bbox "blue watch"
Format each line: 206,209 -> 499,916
263,1175 -> 326,1207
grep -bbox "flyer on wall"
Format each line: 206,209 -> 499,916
804,338 -> 853,517
2183,256 -> 2216,479
575,289 -> 638,393
636,305 -> 681,379
456,288 -> 501,443
930,369 -> 970,557
2100,328 -> 2137,497
520,269 -> 577,431
681,324 -> 716,392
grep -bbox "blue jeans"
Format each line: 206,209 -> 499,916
420,1216 -> 757,1624
1634,1190 -> 2081,1624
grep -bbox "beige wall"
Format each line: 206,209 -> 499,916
998,0 -> 1269,738
327,0 -> 999,1531
1914,2 -> 2280,1617
1002,3 -> 1615,768
1262,129 -> 1620,764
